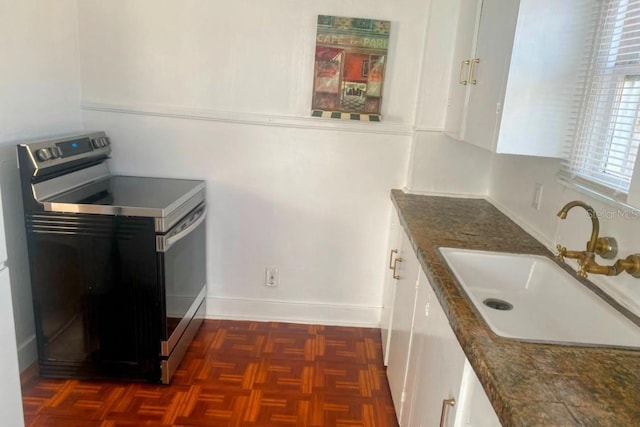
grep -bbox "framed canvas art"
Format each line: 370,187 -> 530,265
311,15 -> 390,122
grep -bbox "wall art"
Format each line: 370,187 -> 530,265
311,15 -> 390,122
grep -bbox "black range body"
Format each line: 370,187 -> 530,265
17,131 -> 206,383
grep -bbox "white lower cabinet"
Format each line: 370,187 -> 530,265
385,229 -> 421,423
405,269 -> 467,427
455,359 -> 502,427
380,211 -> 402,366
386,257 -> 501,426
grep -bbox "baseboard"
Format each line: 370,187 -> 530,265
205,296 -> 381,328
17,334 -> 37,374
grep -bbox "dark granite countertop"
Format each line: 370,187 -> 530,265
390,189 -> 640,427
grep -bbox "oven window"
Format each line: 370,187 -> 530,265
162,218 -> 206,341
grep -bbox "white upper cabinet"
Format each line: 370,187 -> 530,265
444,0 -> 481,141
463,0 -> 519,152
445,0 -> 585,157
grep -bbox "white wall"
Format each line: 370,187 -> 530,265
78,0 -> 429,123
0,1 -> 82,143
0,0 -> 83,371
78,0 -> 432,325
488,154 -> 564,245
83,112 -> 409,324
407,131 -> 491,195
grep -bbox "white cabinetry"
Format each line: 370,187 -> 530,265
385,244 -> 501,426
456,359 -> 502,427
381,211 -> 402,366
445,0 -> 584,157
385,228 -> 420,424
444,0 -> 483,141
0,186 -> 24,427
406,269 -> 467,427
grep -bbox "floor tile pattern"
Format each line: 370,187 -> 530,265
22,320 -> 398,427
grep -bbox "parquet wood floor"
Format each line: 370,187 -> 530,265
21,320 -> 399,427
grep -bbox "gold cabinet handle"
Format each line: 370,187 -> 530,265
389,249 -> 398,270
459,60 -> 470,85
392,257 -> 403,280
469,58 -> 480,85
439,398 -> 456,427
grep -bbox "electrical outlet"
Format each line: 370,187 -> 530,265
265,267 -> 279,287
532,182 -> 543,210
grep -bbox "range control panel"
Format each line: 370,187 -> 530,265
19,131 -> 112,170
34,135 -> 110,162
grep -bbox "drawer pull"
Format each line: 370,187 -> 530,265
439,398 -> 456,427
389,249 -> 398,269
392,257 -> 403,280
459,59 -> 470,85
469,58 -> 480,85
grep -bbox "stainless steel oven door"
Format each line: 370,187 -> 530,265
156,202 -> 206,362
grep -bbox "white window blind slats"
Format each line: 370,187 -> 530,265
561,0 -> 640,202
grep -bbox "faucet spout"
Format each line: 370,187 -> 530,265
557,201 -> 599,253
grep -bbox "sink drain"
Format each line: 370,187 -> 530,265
483,298 -> 513,311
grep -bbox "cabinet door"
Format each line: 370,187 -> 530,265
0,268 -> 25,427
400,277 -> 430,427
386,230 -> 421,420
463,0 -> 520,151
408,269 -> 467,427
381,210 -> 403,366
445,0 -> 482,140
455,359 -> 502,426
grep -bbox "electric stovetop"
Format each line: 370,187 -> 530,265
42,175 -> 206,232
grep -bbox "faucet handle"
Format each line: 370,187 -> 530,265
556,244 -> 567,262
577,259 -> 589,278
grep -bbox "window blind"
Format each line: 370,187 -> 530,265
561,0 -> 640,202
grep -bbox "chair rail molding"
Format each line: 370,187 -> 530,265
82,101 -> 415,136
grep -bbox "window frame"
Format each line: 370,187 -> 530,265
562,0 -> 640,207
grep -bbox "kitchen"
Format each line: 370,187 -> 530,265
2,0 -> 640,426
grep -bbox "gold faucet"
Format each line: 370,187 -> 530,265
556,200 -> 640,278
556,200 -> 617,263
556,200 -> 599,253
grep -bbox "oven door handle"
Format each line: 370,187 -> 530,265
157,206 -> 207,253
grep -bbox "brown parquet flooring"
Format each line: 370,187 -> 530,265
21,320 -> 399,427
